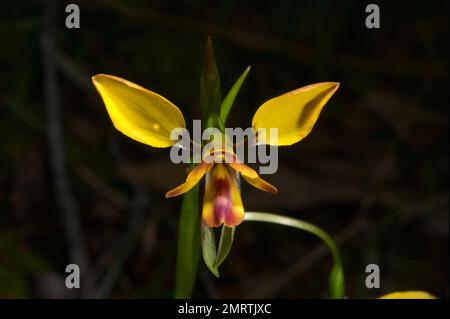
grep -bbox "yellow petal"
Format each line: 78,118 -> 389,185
92,74 -> 186,148
202,164 -> 244,227
378,291 -> 437,299
252,82 -> 339,146
225,152 -> 278,194
241,173 -> 278,194
165,161 -> 213,198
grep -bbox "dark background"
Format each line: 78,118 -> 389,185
0,0 -> 448,298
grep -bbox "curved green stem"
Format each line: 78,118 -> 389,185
244,212 -> 345,298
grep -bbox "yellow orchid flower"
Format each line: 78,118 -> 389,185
92,74 -> 339,228
378,291 -> 437,299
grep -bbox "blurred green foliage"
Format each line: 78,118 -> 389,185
0,0 -> 448,298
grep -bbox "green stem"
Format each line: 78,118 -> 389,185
174,185 -> 200,298
244,212 -> 345,298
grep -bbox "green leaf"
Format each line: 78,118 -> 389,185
200,36 -> 222,122
206,116 -> 220,131
219,66 -> 251,125
217,115 -> 225,132
244,212 -> 345,299
174,185 -> 200,298
214,226 -> 235,268
201,223 -> 219,278
201,225 -> 235,277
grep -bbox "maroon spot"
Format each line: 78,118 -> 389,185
212,176 -> 232,224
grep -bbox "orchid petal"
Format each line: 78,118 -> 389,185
225,152 -> 277,194
378,291 -> 437,299
166,162 -> 213,198
92,74 -> 185,148
202,164 -> 244,227
252,82 -> 339,146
